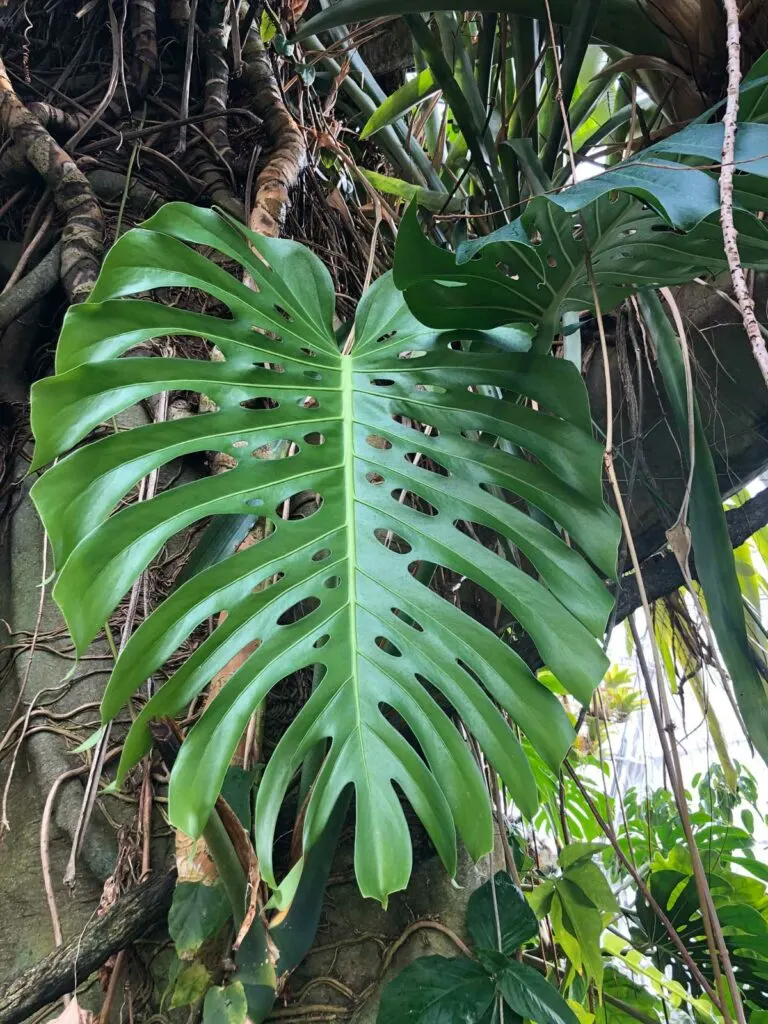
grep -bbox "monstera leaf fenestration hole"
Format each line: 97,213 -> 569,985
30,203 -> 619,903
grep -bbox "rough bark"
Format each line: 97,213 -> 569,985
0,57 -> 103,303
130,0 -> 158,94
0,871 -> 176,1024
240,33 -> 306,238
197,0 -> 241,215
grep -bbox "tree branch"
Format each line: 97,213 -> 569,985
0,870 -> 176,1024
613,487 -> 768,625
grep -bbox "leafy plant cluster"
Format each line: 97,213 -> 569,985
26,28 -> 768,1024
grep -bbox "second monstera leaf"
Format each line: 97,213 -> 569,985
31,203 -> 619,902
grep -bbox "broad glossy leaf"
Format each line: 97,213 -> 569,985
203,982 -> 248,1024
467,871 -> 539,955
378,956 -> 496,1024
558,841 -> 607,870
169,882 -> 232,956
31,203 -> 617,903
393,125 -> 768,346
497,960 -> 579,1024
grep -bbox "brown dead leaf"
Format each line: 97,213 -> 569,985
48,998 -> 96,1023
215,796 -> 263,951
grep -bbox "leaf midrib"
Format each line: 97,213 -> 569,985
342,353 -> 368,787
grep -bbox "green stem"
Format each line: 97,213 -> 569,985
406,13 -> 503,211
202,809 -> 248,925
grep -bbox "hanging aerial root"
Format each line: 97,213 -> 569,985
26,103 -> 91,137
241,32 -> 306,238
197,0 -> 241,215
0,57 -> 103,303
130,0 -> 159,94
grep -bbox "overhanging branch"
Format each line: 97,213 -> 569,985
613,487 -> 768,625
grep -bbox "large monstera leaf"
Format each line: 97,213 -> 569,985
31,203 -> 619,902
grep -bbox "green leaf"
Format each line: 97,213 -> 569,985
549,892 -> 582,974
203,982 -> 248,1024
527,880 -> 555,920
378,955 -> 496,1024
294,0 -> 674,61
168,882 -> 232,956
467,871 -> 539,955
361,170 -> 464,213
497,959 -> 579,1024
221,765 -> 257,829
636,291 -> 768,768
558,842 -> 607,870
259,9 -> 278,42
170,962 -> 211,1008
565,861 -> 618,914
557,879 -> 605,989
360,69 -> 439,139
393,120 -> 768,348
232,925 -> 278,1024
31,203 -> 618,904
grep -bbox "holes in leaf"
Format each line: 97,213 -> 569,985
621,228 -> 637,237
393,415 -> 440,437
392,607 -> 423,631
232,439 -> 249,449
457,658 -> 484,687
276,491 -> 323,520
572,223 -> 584,241
398,350 -> 427,359
371,378 -> 395,387
274,304 -> 294,322
375,636 -> 402,656
377,330 -> 397,344
252,438 -> 300,459
298,396 -> 319,409
608,190 -> 620,204
479,481 -> 527,510
277,595 -> 320,626
366,434 -> 392,450
546,255 -> 557,268
405,452 -> 448,476
304,431 -> 325,445
391,488 -> 438,516
304,370 -> 322,381
251,325 -> 282,342
530,230 -> 542,245
245,497 -> 263,508
241,397 -> 280,410
455,519 -> 513,559
374,528 -> 412,554
252,361 -> 285,374
495,261 -> 520,280
313,634 -> 330,649
312,548 -> 331,561
253,570 -> 285,594
324,575 -> 341,589
300,346 -> 317,358
366,471 -> 385,486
